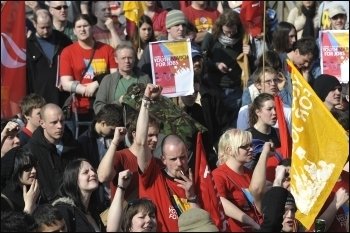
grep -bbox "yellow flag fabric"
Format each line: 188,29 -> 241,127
288,60 -> 349,230
122,1 -> 145,24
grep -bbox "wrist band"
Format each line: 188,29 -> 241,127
70,81 -> 79,93
117,185 -> 125,191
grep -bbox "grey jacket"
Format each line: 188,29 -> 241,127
93,68 -> 151,114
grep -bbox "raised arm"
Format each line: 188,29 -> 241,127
134,84 -> 162,172
249,141 -> 273,213
107,169 -> 132,232
97,127 -> 126,183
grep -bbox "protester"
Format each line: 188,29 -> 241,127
107,169 -> 158,232
94,43 -> 151,113
287,1 -> 318,39
48,1 -> 77,41
24,103 -> 80,203
1,147 -> 40,214
32,204 -> 68,232
133,83 -> 200,232
60,14 -> 118,127
201,9 -> 252,132
213,128 -> 273,231
91,1 -> 125,49
313,74 -> 342,111
26,9 -> 72,107
272,21 -> 297,54
1,120 -> 21,158
138,9 -> 187,78
130,15 -> 156,60
18,93 -> 46,146
97,112 -> 161,202
52,158 -> 105,232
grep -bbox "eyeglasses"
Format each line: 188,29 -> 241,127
263,78 -> 280,85
52,5 -> 68,10
239,143 -> 253,150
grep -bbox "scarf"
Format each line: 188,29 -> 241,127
301,4 -> 316,38
218,33 -> 239,47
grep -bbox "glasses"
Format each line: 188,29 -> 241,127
239,143 -> 253,150
52,5 -> 68,10
263,78 -> 280,85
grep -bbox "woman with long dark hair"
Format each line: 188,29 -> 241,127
52,158 -> 105,232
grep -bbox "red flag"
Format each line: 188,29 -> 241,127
239,1 -> 264,37
194,132 -> 228,231
1,1 -> 26,118
274,95 -> 292,159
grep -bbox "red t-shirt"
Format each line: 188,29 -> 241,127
139,158 -> 190,232
213,163 -> 261,232
150,8 -> 167,35
60,41 -> 117,112
183,6 -> 220,33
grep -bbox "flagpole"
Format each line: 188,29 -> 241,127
262,1 -> 266,92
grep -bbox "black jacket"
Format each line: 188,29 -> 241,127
26,30 -> 72,106
24,127 -> 81,203
52,197 -> 105,232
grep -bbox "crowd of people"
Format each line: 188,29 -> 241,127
1,1 -> 349,232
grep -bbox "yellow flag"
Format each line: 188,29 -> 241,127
122,1 -> 145,24
288,60 -> 348,230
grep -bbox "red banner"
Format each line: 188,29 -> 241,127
194,132 -> 228,232
240,1 -> 264,37
274,95 -> 292,159
1,2 -> 26,118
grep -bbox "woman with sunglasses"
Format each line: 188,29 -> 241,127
107,169 -> 157,232
1,147 -> 40,214
52,158 -> 105,232
212,128 -> 273,232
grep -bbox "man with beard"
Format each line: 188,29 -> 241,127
24,103 -> 80,203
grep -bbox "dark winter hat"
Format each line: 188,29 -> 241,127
285,192 -> 296,207
313,74 -> 341,101
166,10 -> 186,29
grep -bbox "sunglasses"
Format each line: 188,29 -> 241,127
52,5 -> 68,10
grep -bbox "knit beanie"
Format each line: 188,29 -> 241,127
312,74 -> 341,101
166,10 -> 186,29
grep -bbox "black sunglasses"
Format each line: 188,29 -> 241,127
52,5 -> 68,10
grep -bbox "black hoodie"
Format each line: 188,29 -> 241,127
24,126 -> 80,203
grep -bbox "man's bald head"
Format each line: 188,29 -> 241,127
40,103 -> 63,121
34,9 -> 53,38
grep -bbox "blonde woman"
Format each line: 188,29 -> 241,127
213,128 -> 273,232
